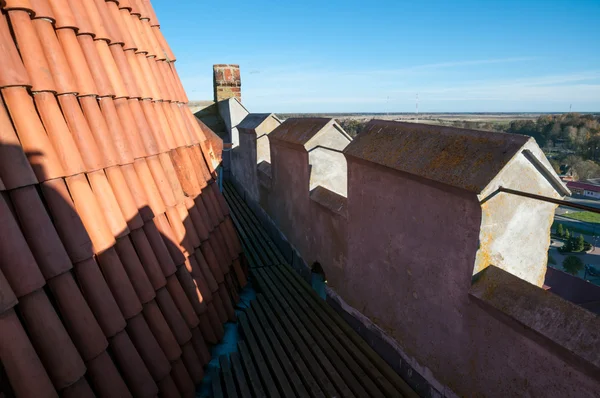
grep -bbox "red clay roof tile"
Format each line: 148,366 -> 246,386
2,86 -> 65,181
113,98 -> 146,158
146,155 -> 176,207
0,13 -> 31,88
207,186 -> 225,221
96,40 -> 128,98
142,218 -> 177,276
129,228 -> 167,289
0,269 -> 18,314
154,212 -> 187,265
153,27 -> 174,61
73,257 -> 126,337
220,222 -> 238,260
110,44 -> 141,98
60,376 -> 95,398
166,207 -> 193,256
155,286 -> 191,345
162,103 -> 186,146
127,54 -> 153,100
176,265 -> 206,315
40,178 -> 94,262
142,299 -> 181,361
95,246 -> 142,319
200,241 -> 224,284
79,95 -> 120,166
0,308 -> 58,398
177,204 -> 201,248
0,97 -> 38,189
181,341 -> 204,383
109,329 -> 158,398
157,374 -> 180,398
86,350 -> 133,398
18,289 -> 86,389
200,191 -> 220,229
0,194 -> 46,297
65,0 -> 95,36
117,0 -> 133,10
187,255 -> 213,301
184,197 -> 210,241
126,312 -> 171,381
211,287 -> 228,324
142,0 -> 159,26
9,185 -> 72,279
34,92 -> 87,175
65,173 -> 117,253
107,1 -> 135,49
57,28 -> 98,96
196,312 -> 217,346
8,10 -> 57,93
115,236 -> 156,304
157,60 -> 177,100
105,165 -> 144,229
57,94 -> 105,171
95,0 -> 123,45
133,157 -> 167,216
119,162 -> 153,220
160,155 -> 185,205
81,0 -> 110,42
170,358 -> 195,398
129,99 -> 159,154
218,283 -> 235,322
143,20 -> 163,58
98,96 -> 134,164
120,10 -> 142,51
190,326 -> 211,365
133,16 -> 153,56
194,250 -> 218,293
165,273 -> 200,328
78,35 -> 115,97
29,0 -> 55,21
47,0 -> 77,29
46,271 -> 108,360
0,1 -> 234,395
205,301 -> 224,340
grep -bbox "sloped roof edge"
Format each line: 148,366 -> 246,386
344,120 -> 531,194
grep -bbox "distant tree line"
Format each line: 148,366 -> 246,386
336,113 -> 600,180
505,114 -> 600,180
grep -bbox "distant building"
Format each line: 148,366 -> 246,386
567,181 -> 600,199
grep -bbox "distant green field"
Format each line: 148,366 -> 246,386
562,211 -> 600,224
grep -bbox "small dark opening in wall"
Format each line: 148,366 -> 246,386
311,261 -> 327,299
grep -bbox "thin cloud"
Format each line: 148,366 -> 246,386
358,57 -> 537,75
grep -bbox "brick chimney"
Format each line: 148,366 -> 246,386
213,64 -> 241,103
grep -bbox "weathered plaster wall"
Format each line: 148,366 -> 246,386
268,143 -> 312,261
225,117 -> 599,397
308,187 -> 348,291
343,158 -> 599,397
234,131 -> 260,201
309,149 -> 348,196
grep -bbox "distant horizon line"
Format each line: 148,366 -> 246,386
271,111 -> 600,116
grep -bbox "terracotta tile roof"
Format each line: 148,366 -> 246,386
0,1 -> 247,397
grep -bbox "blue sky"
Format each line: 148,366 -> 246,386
153,0 -> 600,113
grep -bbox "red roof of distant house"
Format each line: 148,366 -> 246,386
566,181 -> 600,193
